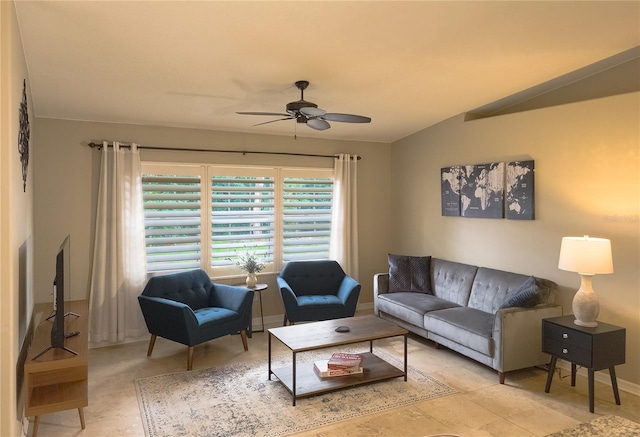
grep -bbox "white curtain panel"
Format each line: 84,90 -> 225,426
329,154 -> 359,279
89,141 -> 148,344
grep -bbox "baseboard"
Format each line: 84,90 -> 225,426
556,360 -> 640,397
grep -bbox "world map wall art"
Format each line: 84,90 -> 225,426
441,160 -> 535,220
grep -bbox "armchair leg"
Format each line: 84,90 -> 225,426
187,346 -> 195,371
283,314 -> 288,326
147,334 -> 157,356
240,330 -> 249,351
499,371 -> 505,384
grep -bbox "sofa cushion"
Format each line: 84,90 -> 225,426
431,259 -> 477,306
468,268 -> 532,314
425,307 -> 495,356
500,276 -> 546,308
388,254 -> 432,293
377,292 -> 460,327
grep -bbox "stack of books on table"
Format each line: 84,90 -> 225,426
313,352 -> 364,378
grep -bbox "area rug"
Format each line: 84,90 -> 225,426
135,347 -> 456,437
545,415 -> 640,437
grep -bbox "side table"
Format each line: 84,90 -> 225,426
542,315 -> 625,413
246,283 -> 268,337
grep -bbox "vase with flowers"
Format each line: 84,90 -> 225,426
232,252 -> 265,287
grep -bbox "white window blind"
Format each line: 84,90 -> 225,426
282,172 -> 333,262
141,163 -> 333,276
210,172 -> 275,271
142,166 -> 203,273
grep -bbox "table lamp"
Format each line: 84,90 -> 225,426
558,235 -> 613,327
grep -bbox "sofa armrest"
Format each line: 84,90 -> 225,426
492,303 -> 563,373
373,273 -> 389,316
374,273 -> 389,296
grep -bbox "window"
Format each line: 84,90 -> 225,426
142,165 -> 203,273
141,163 -> 333,276
282,171 -> 333,262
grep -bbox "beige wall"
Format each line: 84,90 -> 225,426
1,1 -> 36,436
391,92 -> 640,386
32,119 -> 393,322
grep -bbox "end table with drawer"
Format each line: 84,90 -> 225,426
542,315 -> 625,413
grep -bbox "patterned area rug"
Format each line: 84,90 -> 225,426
546,415 -> 640,437
135,347 -> 456,437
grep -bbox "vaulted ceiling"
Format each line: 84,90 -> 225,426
14,1 -> 640,143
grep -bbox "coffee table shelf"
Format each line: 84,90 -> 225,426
271,351 -> 405,399
268,315 -> 408,405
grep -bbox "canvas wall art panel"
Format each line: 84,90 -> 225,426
441,166 -> 461,216
506,160 -> 535,220
459,162 -> 504,219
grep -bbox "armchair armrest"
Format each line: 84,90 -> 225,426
138,295 -> 199,345
210,284 -> 253,313
336,276 -> 361,307
276,276 -> 298,310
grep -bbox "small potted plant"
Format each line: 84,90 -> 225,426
233,251 -> 265,287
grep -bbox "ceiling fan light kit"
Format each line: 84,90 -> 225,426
237,80 -> 371,131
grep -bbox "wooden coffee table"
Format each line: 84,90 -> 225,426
268,315 -> 408,405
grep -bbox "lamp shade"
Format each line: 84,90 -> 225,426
558,236 -> 613,275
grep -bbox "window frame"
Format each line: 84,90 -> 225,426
141,161 -> 333,278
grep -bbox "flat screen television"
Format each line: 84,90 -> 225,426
50,235 -> 70,348
33,234 -> 78,360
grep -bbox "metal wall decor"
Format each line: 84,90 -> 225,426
19,79 -> 30,192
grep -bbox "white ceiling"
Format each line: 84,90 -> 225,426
14,1 -> 640,143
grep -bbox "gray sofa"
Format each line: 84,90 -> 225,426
374,256 -> 563,383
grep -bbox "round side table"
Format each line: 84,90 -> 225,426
246,283 -> 268,337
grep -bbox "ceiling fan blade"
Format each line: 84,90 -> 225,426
322,113 -> 371,123
252,117 -> 294,127
307,118 -> 331,131
300,107 -> 326,117
236,111 -> 290,117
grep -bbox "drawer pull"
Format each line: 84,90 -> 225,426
562,333 -> 569,339
562,348 -> 569,354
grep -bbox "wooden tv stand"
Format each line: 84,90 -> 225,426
25,300 -> 88,437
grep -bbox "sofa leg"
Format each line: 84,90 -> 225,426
240,330 -> 249,351
499,371 -> 505,384
187,346 -> 194,371
147,334 -> 157,357
283,314 -> 288,326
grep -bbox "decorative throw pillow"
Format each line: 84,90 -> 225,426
388,254 -> 432,293
500,276 -> 541,308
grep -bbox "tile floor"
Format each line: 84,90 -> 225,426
27,313 -> 640,437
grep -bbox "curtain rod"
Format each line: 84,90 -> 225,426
87,142 -> 361,160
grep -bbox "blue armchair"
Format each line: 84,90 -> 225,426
277,260 -> 361,325
138,269 -> 254,370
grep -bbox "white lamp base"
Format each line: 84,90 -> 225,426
572,274 -> 599,327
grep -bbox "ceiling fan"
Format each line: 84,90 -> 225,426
236,80 -> 371,131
